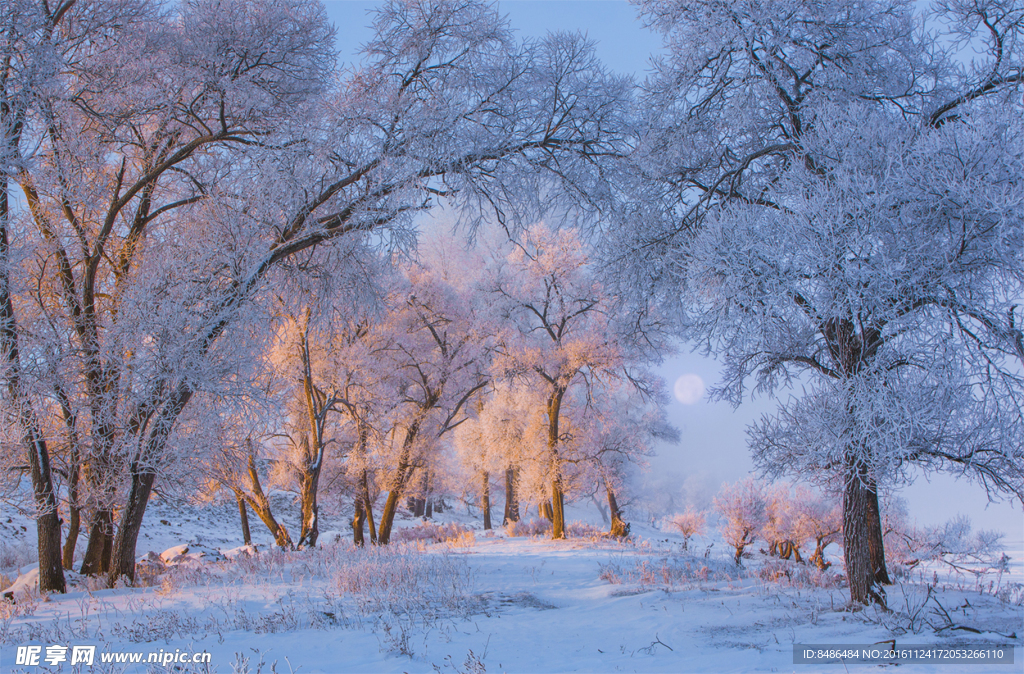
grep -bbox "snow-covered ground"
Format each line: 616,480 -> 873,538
1,496 -> 1022,673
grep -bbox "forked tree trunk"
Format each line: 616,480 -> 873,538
481,471 -> 491,530
606,483 -> 628,538
843,458 -> 889,605
237,493 -> 252,546
779,540 -> 803,563
1,193 -> 65,593
810,536 -> 832,571
503,467 -> 520,524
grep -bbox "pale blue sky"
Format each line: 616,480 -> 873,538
323,0 -> 1024,541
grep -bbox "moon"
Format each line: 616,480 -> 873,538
673,374 -> 705,405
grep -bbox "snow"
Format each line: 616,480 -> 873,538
1,498 -> 1021,673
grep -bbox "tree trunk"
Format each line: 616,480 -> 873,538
810,536 -> 832,571
481,471 -> 491,530
378,488 -> 403,545
412,469 -> 428,518
503,467 -> 520,524
296,328 -> 327,550
297,460 -> 321,548
547,388 -> 566,540
1,185 -> 66,593
107,470 -> 155,586
606,483 -> 628,537
377,421 -> 420,545
62,465 -> 81,570
57,386 -> 82,570
80,510 -> 113,575
362,470 -> 377,544
244,456 -> 293,549
865,482 -> 891,585
353,498 -> 366,547
237,493 -> 252,546
842,459 -> 888,605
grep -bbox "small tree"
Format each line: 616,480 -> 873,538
665,508 -> 706,551
714,478 -> 768,565
791,489 -> 842,572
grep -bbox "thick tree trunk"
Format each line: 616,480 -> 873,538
503,467 -> 520,524
237,493 -> 252,546
481,471 -> 491,530
1,187 -> 66,593
80,510 -> 113,575
865,483 -> 891,585
606,483 -> 628,538
842,459 -> 888,606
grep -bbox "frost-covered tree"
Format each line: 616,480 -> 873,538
714,478 -> 768,565
622,0 -> 1024,604
486,224 -> 667,539
2,0 -> 629,589
374,265 -> 490,544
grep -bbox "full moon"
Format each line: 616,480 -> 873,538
673,374 -> 705,405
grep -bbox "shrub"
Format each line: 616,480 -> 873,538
392,521 -> 473,545
598,554 -> 742,590
756,559 -> 842,589
566,521 -> 605,539
505,518 -> 551,537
